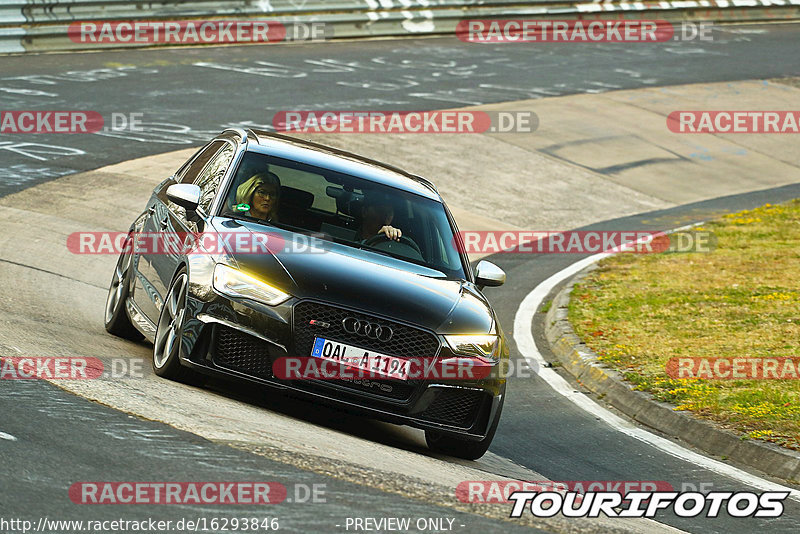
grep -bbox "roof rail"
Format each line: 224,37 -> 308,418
221,128 -> 249,144
408,173 -> 438,193
245,128 -> 260,144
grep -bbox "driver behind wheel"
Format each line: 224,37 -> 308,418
235,172 -> 281,222
358,190 -> 401,242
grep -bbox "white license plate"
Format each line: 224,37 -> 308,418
310,337 -> 409,380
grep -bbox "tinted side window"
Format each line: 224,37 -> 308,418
178,141 -> 225,184
195,142 -> 235,213
173,145 -> 204,179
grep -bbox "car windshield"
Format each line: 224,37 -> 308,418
218,151 -> 466,279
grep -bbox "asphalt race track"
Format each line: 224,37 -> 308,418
2,23 -> 800,195
2,23 -> 800,534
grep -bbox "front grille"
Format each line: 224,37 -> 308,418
421,388 -> 484,428
213,326 -> 272,379
293,301 -> 440,401
294,301 -> 440,358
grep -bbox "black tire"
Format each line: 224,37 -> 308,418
152,267 -> 193,381
425,399 -> 503,460
104,240 -> 143,340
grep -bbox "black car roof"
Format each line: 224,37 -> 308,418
220,128 -> 441,201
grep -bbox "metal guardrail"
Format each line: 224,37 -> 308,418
1,0 -> 799,53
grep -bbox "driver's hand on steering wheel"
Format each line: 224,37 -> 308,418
379,225 -> 402,241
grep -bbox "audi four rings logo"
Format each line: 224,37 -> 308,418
342,317 -> 393,342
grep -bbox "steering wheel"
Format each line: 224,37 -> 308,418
363,233 -> 423,259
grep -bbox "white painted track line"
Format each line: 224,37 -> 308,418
513,250 -> 800,503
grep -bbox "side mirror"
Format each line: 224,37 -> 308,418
166,184 -> 201,213
475,260 -> 506,289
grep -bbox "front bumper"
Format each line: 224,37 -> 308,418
178,293 -> 506,440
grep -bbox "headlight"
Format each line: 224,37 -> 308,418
213,264 -> 290,306
444,334 -> 500,362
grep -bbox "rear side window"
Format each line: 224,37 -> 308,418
178,141 -> 225,184
194,142 -> 235,213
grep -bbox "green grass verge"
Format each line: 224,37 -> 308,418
569,200 -> 800,450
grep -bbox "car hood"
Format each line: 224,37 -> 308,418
212,218 -> 493,333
